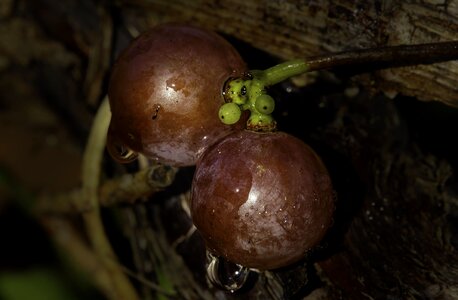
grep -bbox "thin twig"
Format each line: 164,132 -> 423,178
80,96 -> 139,300
305,41 -> 458,72
40,217 -> 116,299
35,164 -> 177,215
41,216 -> 179,298
100,164 -> 176,207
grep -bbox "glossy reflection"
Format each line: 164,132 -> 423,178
107,24 -> 247,166
191,131 -> 335,270
206,252 -> 251,292
106,129 -> 138,164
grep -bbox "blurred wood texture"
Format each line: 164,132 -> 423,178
119,0 -> 458,107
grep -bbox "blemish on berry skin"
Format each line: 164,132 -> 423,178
152,104 -> 161,120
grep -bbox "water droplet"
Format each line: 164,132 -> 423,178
206,252 -> 251,292
106,133 -> 138,164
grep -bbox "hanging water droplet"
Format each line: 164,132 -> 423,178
106,132 -> 138,164
206,252 -> 251,293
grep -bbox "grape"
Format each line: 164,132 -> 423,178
107,24 -> 247,166
254,94 -> 275,115
218,102 -> 242,125
191,130 -> 335,270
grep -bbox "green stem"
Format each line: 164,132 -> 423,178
254,59 -> 309,86
220,40 -> 458,131
221,60 -> 309,131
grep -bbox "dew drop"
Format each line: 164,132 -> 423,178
206,252 -> 252,292
106,134 -> 138,164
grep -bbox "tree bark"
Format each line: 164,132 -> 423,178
119,0 -> 458,107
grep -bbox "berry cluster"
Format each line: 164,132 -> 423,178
107,24 -> 336,270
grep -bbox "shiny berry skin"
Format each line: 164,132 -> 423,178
191,131 -> 335,270
108,24 -> 247,166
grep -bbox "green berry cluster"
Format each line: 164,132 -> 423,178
219,60 -> 308,131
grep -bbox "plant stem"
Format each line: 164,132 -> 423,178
255,59 -> 309,86
40,217 -> 116,299
221,40 -> 458,130
256,41 -> 458,86
81,97 -> 139,300
306,40 -> 458,71
36,164 -> 177,215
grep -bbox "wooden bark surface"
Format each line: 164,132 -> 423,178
119,0 -> 458,107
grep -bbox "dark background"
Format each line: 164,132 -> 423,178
1,0 -> 457,299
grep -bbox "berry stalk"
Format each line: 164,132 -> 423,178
220,40 -> 458,131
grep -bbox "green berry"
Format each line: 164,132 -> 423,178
225,79 -> 249,105
219,103 -> 242,125
255,94 -> 275,115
